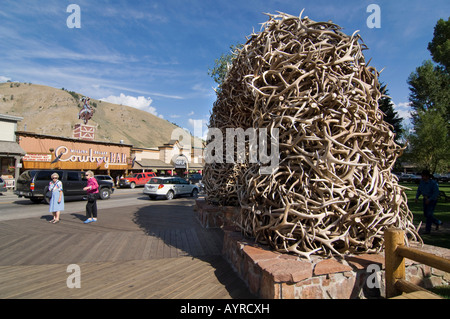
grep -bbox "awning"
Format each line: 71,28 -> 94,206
0,141 -> 26,156
133,159 -> 173,170
133,159 -> 204,170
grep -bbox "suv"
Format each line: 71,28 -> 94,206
119,172 -> 156,188
143,176 -> 199,200
14,170 -> 114,203
95,175 -> 114,183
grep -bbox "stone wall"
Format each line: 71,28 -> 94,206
222,228 -> 450,299
194,200 -> 450,299
194,199 -> 239,229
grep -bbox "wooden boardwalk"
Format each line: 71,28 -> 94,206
0,198 -> 255,299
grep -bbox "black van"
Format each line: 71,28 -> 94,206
14,170 -> 114,203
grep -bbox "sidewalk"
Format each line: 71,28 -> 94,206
0,198 -> 255,299
0,189 -> 17,200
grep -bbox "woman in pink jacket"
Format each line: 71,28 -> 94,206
83,170 -> 99,224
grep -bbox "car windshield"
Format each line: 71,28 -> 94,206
148,178 -> 167,184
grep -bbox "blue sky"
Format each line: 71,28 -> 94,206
1,0 -> 449,138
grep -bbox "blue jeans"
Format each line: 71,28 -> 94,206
423,199 -> 440,232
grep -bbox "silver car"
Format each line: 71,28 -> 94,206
143,177 -> 199,200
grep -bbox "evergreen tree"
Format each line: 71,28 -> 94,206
378,84 -> 404,143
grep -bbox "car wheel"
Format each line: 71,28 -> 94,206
191,188 -> 198,198
130,182 -> 136,189
166,190 -> 174,200
99,188 -> 111,200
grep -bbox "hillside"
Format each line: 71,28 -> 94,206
0,82 -> 193,148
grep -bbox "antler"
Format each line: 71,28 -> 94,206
204,12 -> 421,258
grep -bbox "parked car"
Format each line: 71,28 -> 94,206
187,173 -> 202,184
0,177 -> 7,193
119,172 -> 156,188
143,176 -> 199,200
398,173 -> 421,183
435,174 -> 450,183
14,170 -> 115,203
95,175 -> 114,183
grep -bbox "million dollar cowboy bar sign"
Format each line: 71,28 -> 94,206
54,145 -> 127,169
17,132 -> 132,171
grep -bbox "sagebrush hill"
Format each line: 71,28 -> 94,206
0,82 -> 198,148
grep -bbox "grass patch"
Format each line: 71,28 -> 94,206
401,182 -> 450,249
430,285 -> 450,299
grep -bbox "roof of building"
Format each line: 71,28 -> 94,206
0,113 -> 24,122
16,131 -> 133,147
0,141 -> 26,156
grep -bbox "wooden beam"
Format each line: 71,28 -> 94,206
385,228 -> 406,298
394,279 -> 430,294
396,246 -> 450,274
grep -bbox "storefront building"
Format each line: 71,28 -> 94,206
131,140 -> 204,177
0,114 -> 26,188
15,131 -> 204,182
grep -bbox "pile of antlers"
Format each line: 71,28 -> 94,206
204,11 -> 421,258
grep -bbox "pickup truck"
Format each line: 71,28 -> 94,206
14,170 -> 114,203
118,172 -> 156,188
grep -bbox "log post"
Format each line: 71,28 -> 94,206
384,228 -> 406,298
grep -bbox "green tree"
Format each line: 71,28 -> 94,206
379,84 -> 404,143
406,17 -> 450,173
208,44 -> 242,92
408,110 -> 449,173
407,60 -> 450,127
427,17 -> 450,71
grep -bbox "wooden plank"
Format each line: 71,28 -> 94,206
143,258 -> 216,299
391,291 -> 442,299
0,264 -> 67,298
94,231 -> 127,262
186,227 -> 206,257
78,232 -> 112,263
123,233 -> 150,261
31,233 -> 76,265
162,229 -> 173,258
178,228 -> 191,256
155,229 -> 165,259
79,260 -> 169,299
0,235 -> 30,264
0,199 -> 255,299
6,234 -> 62,266
107,231 -> 135,262
146,233 -> 161,259
63,233 -> 101,262
126,261 -> 199,298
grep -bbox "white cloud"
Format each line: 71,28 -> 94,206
0,75 -> 11,82
100,93 -> 158,116
394,102 -> 412,119
393,101 -> 413,128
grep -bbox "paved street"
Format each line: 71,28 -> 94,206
0,187 -> 145,221
0,189 -> 255,299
